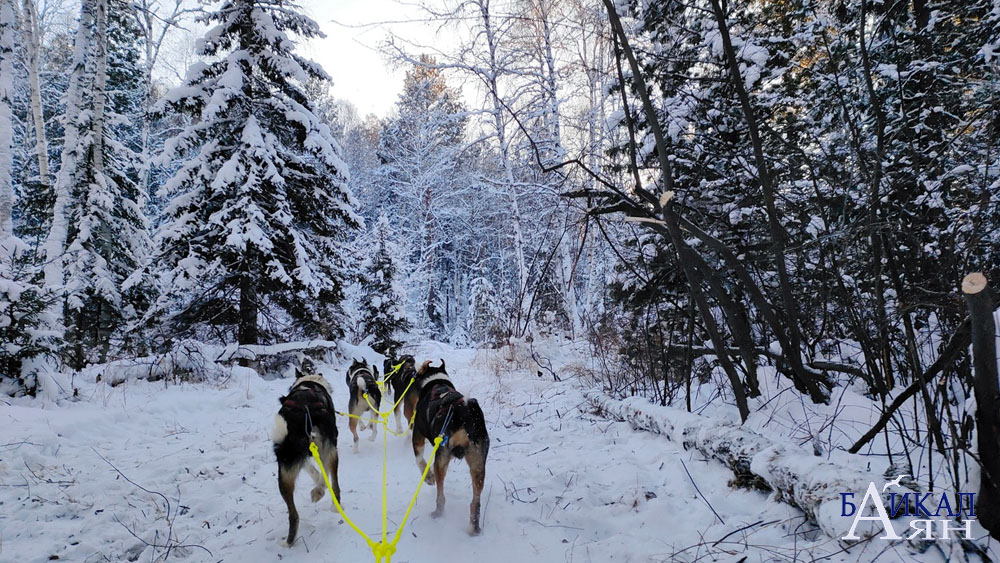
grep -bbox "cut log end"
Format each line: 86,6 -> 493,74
962,272 -> 987,295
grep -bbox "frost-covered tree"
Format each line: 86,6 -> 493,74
357,213 -> 411,358
0,0 -> 13,233
62,0 -> 150,367
39,0 -> 95,360
148,0 -> 359,346
0,0 -> 53,395
377,58 -> 469,337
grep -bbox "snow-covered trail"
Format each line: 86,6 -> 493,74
3,342 -> 854,562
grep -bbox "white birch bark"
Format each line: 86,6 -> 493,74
584,389 -> 917,541
475,0 -> 531,336
42,0 -> 93,321
0,0 -> 15,241
91,0 -> 106,177
21,0 -> 48,188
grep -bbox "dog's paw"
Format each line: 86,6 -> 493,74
280,538 -> 293,548
368,433 -> 377,442
311,486 -> 324,503
468,526 -> 482,536
424,472 -> 435,485
431,508 -> 444,519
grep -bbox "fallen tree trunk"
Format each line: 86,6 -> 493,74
93,340 -> 341,385
213,339 -> 339,365
583,389 -> 912,540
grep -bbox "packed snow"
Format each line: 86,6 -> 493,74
4,340 -> 994,562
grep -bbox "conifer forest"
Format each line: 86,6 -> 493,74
0,0 -> 999,561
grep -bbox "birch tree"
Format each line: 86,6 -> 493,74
21,0 -> 49,193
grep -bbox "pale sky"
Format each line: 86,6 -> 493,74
297,0 -> 452,119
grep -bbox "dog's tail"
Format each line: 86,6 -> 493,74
466,398 -> 490,460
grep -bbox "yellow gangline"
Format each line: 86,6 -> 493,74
308,360 -> 440,562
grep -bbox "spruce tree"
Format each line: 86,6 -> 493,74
358,213 -> 411,358
149,0 -> 359,346
0,0 -> 53,395
62,0 -> 149,366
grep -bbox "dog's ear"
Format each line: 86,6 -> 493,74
374,364 -> 380,377
439,359 -> 446,373
418,360 -> 431,375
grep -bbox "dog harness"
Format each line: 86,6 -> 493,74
348,366 -> 377,388
280,381 -> 333,413
421,380 -> 465,435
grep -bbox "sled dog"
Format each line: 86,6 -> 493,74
346,358 -> 382,452
272,369 -> 341,546
411,359 -> 490,535
383,354 -> 418,433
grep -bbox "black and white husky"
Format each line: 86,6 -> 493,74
411,359 -> 490,535
346,358 -> 382,452
272,370 -> 341,546
383,354 -> 417,433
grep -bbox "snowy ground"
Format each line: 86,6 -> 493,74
0,340 -> 978,562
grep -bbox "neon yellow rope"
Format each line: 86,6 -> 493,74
306,360 -> 440,562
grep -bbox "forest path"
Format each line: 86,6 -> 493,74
2,342 -> 857,562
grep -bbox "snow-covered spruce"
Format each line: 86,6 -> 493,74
61,0 -> 151,367
147,0 -> 359,346
356,212 -> 411,358
583,389 -> 918,541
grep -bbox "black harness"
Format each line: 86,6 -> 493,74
280,381 -> 333,413
421,380 -> 465,436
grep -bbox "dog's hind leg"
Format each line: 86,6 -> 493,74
404,396 -> 417,433
431,451 -> 449,518
412,430 -> 435,485
369,411 -> 378,442
326,448 -> 341,504
278,464 -> 300,546
305,463 -> 325,503
349,416 -> 360,453
393,403 -> 403,434
467,450 -> 486,535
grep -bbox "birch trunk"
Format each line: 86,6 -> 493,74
475,0 -> 530,337
22,0 -> 49,188
91,0 -> 106,177
584,389 -> 915,541
43,0 -> 93,322
0,0 -> 14,240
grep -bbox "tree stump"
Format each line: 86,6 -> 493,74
962,272 -> 1000,540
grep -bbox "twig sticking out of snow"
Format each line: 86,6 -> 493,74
680,458 -> 725,525
93,448 -> 212,561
